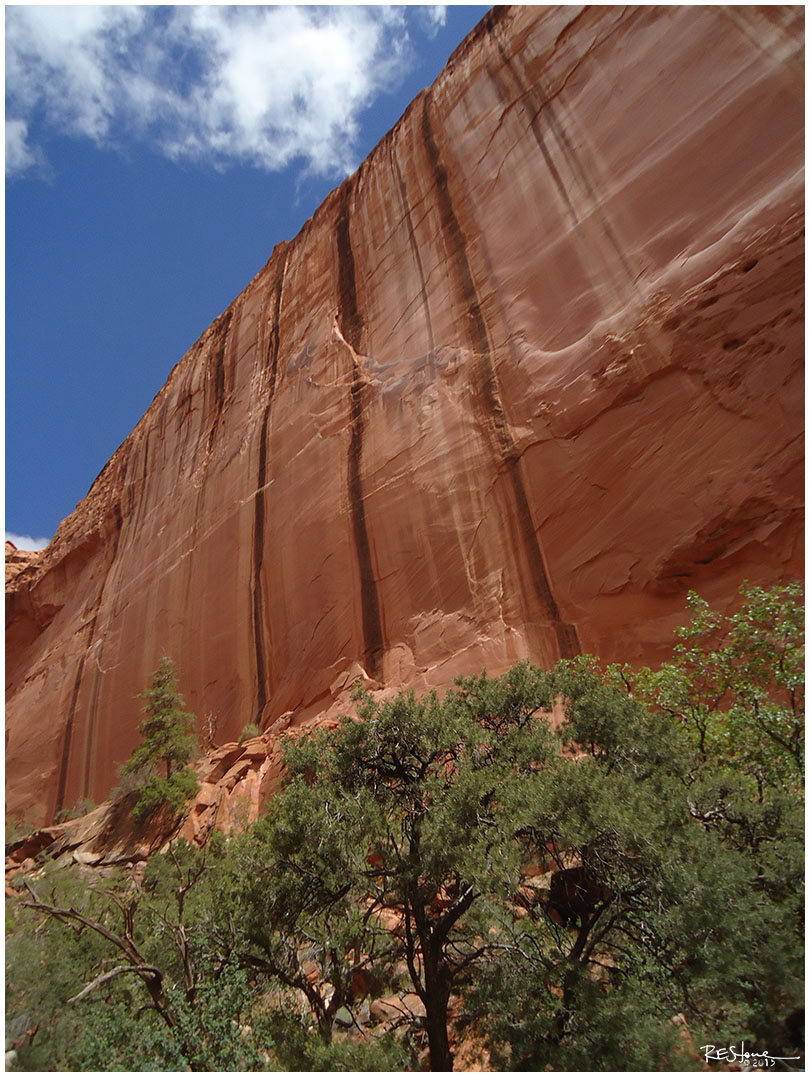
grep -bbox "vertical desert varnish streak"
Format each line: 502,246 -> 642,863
252,244 -> 290,723
336,181 -> 385,678
421,91 -> 580,658
54,502 -> 124,817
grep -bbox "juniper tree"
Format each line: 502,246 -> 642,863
241,663 -> 559,1071
471,585 -> 804,1070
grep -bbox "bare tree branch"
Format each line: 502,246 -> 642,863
68,964 -> 163,1003
21,880 -> 175,1029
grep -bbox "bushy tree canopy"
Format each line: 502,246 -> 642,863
7,585 -> 803,1071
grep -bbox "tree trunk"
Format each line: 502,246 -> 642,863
424,999 -> 453,1070
316,1014 -> 334,1045
423,954 -> 453,1071
403,874 -> 457,1070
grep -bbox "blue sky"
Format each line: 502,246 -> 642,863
6,4 -> 489,550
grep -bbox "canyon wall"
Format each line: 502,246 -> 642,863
7,6 -> 804,825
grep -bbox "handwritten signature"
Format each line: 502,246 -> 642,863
701,1042 -> 801,1069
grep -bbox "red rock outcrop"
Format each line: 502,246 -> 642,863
6,6 -> 804,825
5,541 -> 41,586
5,730 -> 302,876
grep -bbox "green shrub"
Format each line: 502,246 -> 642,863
55,797 -> 96,823
238,722 -> 260,745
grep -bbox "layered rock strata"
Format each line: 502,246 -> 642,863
6,5 -> 804,824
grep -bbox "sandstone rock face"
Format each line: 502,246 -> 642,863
6,6 -> 804,825
5,732 -> 300,873
5,541 -> 41,587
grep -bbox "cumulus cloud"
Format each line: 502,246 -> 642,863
6,5 -> 446,178
6,531 -> 51,551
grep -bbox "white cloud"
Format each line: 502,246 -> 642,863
415,6 -> 448,39
5,118 -> 37,177
6,532 -> 51,551
6,7 -> 150,143
6,5 -> 434,179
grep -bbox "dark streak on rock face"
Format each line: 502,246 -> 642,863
141,434 -> 149,490
80,502 -> 126,802
252,452 -> 269,720
54,647 -> 91,819
336,183 -> 364,355
444,5 -> 512,78
54,498 -> 125,815
252,245 -> 289,723
421,91 -> 580,658
207,308 -> 234,456
336,182 -> 385,678
389,141 -> 435,354
495,39 -> 636,287
13,5 -> 803,828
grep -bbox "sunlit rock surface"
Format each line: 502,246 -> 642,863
6,6 -> 804,825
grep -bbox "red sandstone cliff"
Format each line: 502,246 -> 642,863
6,6 -> 804,826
